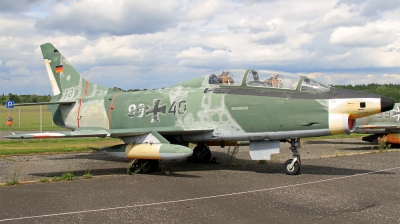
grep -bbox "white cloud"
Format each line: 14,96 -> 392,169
228,18 -> 287,45
0,0 -> 45,12
300,4 -> 364,33
5,60 -> 23,68
35,0 -> 181,36
360,0 -> 400,17
228,17 -> 273,33
176,47 -> 233,67
382,74 -> 400,83
330,22 -> 398,47
185,0 -> 222,20
0,14 -> 36,37
244,47 -> 315,65
9,67 -> 30,76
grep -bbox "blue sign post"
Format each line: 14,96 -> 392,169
6,100 -> 14,128
6,100 -> 14,109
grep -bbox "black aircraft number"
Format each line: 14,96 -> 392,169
376,111 -> 391,119
128,99 -> 187,122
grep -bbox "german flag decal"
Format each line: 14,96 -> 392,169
55,65 -> 63,73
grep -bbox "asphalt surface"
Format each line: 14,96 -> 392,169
0,139 -> 399,223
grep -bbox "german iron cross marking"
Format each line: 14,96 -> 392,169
146,99 -> 166,122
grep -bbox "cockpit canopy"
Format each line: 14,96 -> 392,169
206,69 -> 329,92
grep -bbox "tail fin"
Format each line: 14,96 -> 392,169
40,43 -> 109,99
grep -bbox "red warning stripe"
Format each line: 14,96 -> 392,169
77,81 -> 89,128
108,91 -> 123,129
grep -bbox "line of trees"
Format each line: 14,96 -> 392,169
0,93 -> 52,105
333,84 -> 399,102
0,84 -> 399,105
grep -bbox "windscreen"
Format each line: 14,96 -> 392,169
300,77 -> 329,92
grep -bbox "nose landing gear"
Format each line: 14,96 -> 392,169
284,138 -> 301,175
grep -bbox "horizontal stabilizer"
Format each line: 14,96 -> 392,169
14,101 -> 76,106
5,127 -> 109,139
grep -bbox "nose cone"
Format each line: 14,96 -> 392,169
381,96 -> 395,112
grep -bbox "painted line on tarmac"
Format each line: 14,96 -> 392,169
1,166 -> 399,222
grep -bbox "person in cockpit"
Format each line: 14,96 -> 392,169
218,71 -> 234,84
251,70 -> 259,81
209,74 -> 218,84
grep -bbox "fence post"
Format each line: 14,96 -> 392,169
40,105 -> 42,133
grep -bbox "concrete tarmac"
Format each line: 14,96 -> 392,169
0,140 -> 399,223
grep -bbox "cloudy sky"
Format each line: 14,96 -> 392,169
0,0 -> 399,95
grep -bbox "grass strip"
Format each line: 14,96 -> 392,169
0,138 -> 122,155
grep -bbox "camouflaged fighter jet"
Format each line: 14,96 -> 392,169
6,43 -> 395,175
354,103 -> 400,144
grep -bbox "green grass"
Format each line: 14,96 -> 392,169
0,138 -> 122,155
83,170 -> 92,179
5,172 -> 19,186
52,176 -> 61,182
0,106 -> 68,131
39,176 -> 49,183
61,170 -> 75,181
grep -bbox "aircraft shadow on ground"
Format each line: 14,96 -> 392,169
305,141 -> 399,149
28,151 -> 395,178
305,140 -> 373,146
46,151 -> 131,163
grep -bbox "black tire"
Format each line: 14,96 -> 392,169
284,159 -> 300,175
132,160 -> 159,174
192,144 -> 212,163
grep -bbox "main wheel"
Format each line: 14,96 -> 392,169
192,144 -> 211,163
284,159 -> 300,175
131,160 -> 159,174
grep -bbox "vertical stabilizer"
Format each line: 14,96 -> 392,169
41,43 -> 88,98
40,43 -> 110,100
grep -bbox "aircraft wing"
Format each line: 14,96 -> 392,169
5,126 -> 214,139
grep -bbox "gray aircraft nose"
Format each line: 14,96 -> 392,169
381,96 -> 395,112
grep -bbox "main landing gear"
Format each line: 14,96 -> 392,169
130,159 -> 159,174
192,143 -> 212,163
284,138 -> 301,175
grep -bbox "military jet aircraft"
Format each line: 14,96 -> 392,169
6,43 -> 395,175
354,103 -> 399,144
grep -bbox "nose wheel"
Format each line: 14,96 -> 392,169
284,138 -> 301,175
